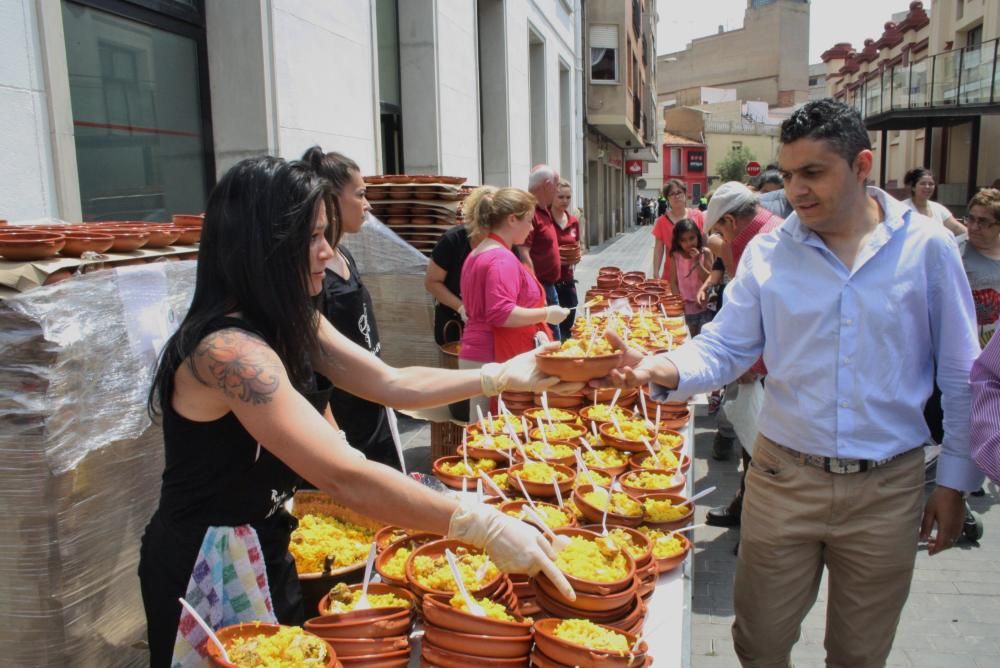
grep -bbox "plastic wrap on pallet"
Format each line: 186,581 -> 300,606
339,215 -> 440,369
0,261 -> 196,666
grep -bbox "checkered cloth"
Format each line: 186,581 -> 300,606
171,525 -> 276,667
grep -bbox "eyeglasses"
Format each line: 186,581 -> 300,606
668,191 -> 686,198
964,215 -> 1000,228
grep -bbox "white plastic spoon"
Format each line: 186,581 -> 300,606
609,388 -> 622,411
668,522 -> 707,537
551,475 -> 564,507
515,475 -> 541,512
444,549 -> 486,617
540,391 -> 553,424
535,417 -> 554,458
353,543 -> 378,610
579,435 -> 599,459
523,505 -> 572,550
684,486 -> 717,506
599,476 -> 617,536
476,405 -> 488,434
479,470 -> 509,502
178,598 -> 230,663
476,478 -> 483,504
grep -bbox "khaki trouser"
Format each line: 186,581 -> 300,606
732,434 -> 925,668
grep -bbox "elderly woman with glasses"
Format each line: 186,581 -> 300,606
652,179 -> 704,280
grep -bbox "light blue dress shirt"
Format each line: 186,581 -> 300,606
652,187 -> 984,492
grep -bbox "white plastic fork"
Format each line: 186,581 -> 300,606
353,543 -> 378,610
444,549 -> 486,617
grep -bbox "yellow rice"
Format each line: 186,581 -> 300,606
554,535 -> 629,582
643,497 -> 689,521
226,625 -> 328,667
288,513 -> 375,574
449,593 -> 517,622
552,618 -> 629,654
582,490 -> 643,517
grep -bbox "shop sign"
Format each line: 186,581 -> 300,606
625,160 -> 644,176
687,151 -> 705,172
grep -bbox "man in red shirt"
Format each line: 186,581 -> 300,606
521,164 -> 564,338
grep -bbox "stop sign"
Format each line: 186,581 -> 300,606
746,161 -> 762,177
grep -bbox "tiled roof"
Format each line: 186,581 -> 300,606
662,131 -> 704,146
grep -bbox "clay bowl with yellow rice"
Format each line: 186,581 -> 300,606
578,525 -> 657,598
404,539 -> 505,600
656,409 -> 691,430
422,593 -> 532,637
541,527 -> 636,596
574,467 -> 612,490
578,403 -> 635,427
532,618 -> 647,668
533,567 -> 638,613
466,415 -> 527,437
572,484 -> 644,528
637,492 -> 694,531
599,420 -> 685,453
619,468 -> 686,496
580,446 -> 631,477
374,532 -> 440,587
511,439 -> 579,468
432,455 -> 499,490
628,450 -> 692,474
522,406 -> 580,424
456,443 -> 513,464
506,461 -> 575,498
500,499 -> 576,529
373,526 -> 415,550
528,421 -> 588,443
638,525 -> 692,573
317,582 -> 416,617
206,622 -> 336,668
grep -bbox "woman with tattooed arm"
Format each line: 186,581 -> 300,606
138,157 -> 578,667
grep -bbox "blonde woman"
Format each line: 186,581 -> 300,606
458,187 -> 570,412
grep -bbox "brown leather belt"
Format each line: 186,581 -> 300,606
771,442 -> 900,475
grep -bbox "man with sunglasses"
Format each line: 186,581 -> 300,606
961,188 -> 1000,346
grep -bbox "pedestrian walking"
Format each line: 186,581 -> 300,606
651,179 -> 704,281
598,99 -> 982,667
903,167 -> 967,236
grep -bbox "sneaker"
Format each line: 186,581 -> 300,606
708,392 -> 722,415
712,432 -> 734,461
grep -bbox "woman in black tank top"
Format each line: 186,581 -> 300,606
139,156 -> 578,667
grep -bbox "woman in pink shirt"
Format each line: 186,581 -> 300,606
652,179 -> 704,280
459,186 -> 570,413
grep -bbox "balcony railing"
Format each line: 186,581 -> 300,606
847,37 -> 1000,118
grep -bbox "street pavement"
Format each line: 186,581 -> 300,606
397,223 -> 1000,668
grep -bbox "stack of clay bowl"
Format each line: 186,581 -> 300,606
375,533 -> 442,588
207,623 -> 338,668
559,242 -> 582,266
531,618 -> 649,668
404,539 -> 516,615
420,593 -> 534,668
640,389 -> 691,429
571,484 -> 643,529
627,448 -> 692,478
580,525 -> 657,601
497,390 -> 537,414
305,583 -> 417,668
595,266 -> 623,290
530,528 -> 646,636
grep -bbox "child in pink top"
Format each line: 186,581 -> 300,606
459,248 -> 545,363
669,219 -> 714,336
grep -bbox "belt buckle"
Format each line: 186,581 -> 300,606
824,457 -> 867,475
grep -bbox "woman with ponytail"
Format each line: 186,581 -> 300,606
458,186 -> 570,414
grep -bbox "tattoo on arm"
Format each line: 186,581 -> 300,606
187,329 -> 281,404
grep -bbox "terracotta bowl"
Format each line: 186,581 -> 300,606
535,350 -> 624,383
421,641 -> 527,668
572,485 -> 644,528
608,288 -> 631,300
637,492 -> 694,531
499,499 -> 577,529
467,418 -> 527,438
335,647 -> 410,667
621,276 -> 645,288
531,392 -> 585,409
506,462 -> 575,499
423,624 -> 532,659
92,227 -> 149,252
631,294 -> 660,308
432,456 -> 494,490
531,580 -> 639,624
456,444 -> 512,463
317,582 -> 416,617
663,303 -> 685,317
374,526 -> 414,550
375,533 -> 440,587
641,285 -> 669,296
578,404 -> 635,427
59,230 -> 114,257
421,593 -> 531,637
404,539 -> 505,599
305,607 -> 414,640
532,618 -> 647,668
0,231 -> 65,261
171,213 -> 204,228
534,569 -> 639,612
588,387 -> 639,405
511,440 -> 579,468
206,623 -> 336,668
578,524 -> 653,568
599,422 -> 685,453
528,423 -> 587,443
326,635 -> 409,658
139,225 -> 181,248
548,527 -> 636,595
173,225 -> 202,245
649,531 -> 692,573
619,468 -> 686,496
655,410 -> 691,430
628,452 -> 692,475
522,406 -> 579,424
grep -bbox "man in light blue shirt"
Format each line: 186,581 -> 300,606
601,99 -> 983,667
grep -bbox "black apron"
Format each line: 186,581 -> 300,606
138,317 -> 332,668
321,249 -> 399,468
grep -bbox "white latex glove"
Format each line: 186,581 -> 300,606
480,343 -> 585,396
448,499 -> 576,600
544,305 -> 571,325
458,304 -> 468,322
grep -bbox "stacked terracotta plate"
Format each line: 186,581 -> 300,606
419,593 -> 534,668
305,583 -> 416,668
530,528 -> 646,636
364,175 -> 467,257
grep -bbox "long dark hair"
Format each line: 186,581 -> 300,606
670,219 -> 704,255
904,167 -> 934,196
148,156 -> 335,415
301,146 -> 356,245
